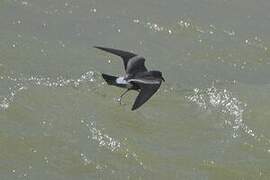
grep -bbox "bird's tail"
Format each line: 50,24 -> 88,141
102,73 -> 118,85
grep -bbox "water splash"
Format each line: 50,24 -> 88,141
0,71 -> 97,111
186,86 -> 270,150
132,18 -> 173,35
0,83 -> 27,110
81,119 -> 121,152
186,86 -> 250,138
80,117 -> 145,169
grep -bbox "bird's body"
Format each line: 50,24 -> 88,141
95,46 -> 164,110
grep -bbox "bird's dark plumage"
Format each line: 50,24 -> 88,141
94,46 -> 137,71
101,73 -> 118,85
95,46 -> 164,110
132,83 -> 161,110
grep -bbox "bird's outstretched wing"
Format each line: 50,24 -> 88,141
94,46 -> 147,74
126,56 -> 147,75
132,82 -> 161,111
94,46 -> 136,70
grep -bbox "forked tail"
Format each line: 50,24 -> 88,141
102,73 -> 118,85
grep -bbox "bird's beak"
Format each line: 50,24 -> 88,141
161,76 -> 165,82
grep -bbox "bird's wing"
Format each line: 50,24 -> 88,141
131,82 -> 161,111
94,46 -> 137,71
126,56 -> 147,74
127,77 -> 160,84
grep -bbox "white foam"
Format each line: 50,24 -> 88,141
186,85 -> 270,152
186,86 -> 250,138
81,117 -> 145,169
0,71 -> 96,111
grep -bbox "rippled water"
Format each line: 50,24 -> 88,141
1,0 -> 270,179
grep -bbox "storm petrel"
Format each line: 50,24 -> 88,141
95,46 -> 165,111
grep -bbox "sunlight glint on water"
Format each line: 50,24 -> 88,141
186,86 -> 270,151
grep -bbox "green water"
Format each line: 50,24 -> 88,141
1,0 -> 270,179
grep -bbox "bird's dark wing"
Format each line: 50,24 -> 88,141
94,46 -> 137,70
131,82 -> 161,111
126,56 -> 147,74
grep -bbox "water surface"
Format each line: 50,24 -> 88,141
1,0 -> 270,179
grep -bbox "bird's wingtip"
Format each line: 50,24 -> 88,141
131,105 -> 138,111
93,46 -> 112,52
93,46 -> 101,49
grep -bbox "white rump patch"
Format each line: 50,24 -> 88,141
116,77 -> 128,84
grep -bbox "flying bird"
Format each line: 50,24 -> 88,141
95,46 -> 165,111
